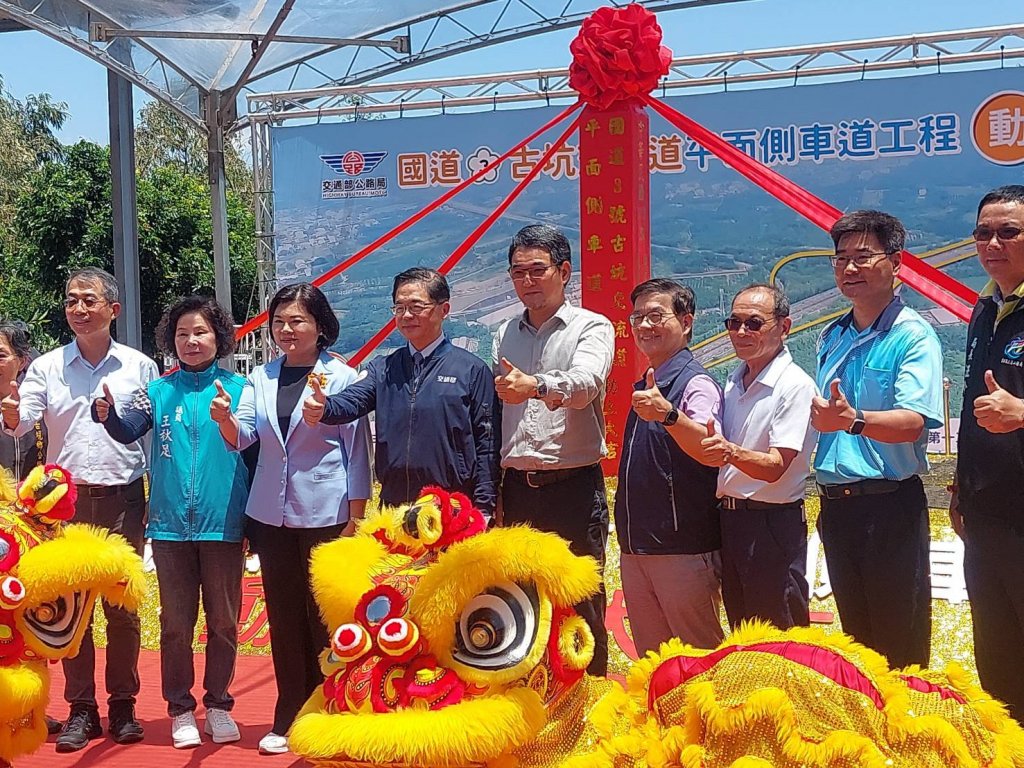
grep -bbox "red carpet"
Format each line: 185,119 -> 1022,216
20,649 -> 307,767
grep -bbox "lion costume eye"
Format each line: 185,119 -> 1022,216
453,582 -> 538,669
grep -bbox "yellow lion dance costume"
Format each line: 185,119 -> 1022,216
0,464 -> 145,767
292,488 -> 1024,768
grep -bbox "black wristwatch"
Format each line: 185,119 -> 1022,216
662,407 -> 679,426
533,377 -> 548,399
846,408 -> 866,435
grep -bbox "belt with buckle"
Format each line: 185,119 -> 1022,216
719,496 -> 803,512
506,465 -> 592,489
817,478 -> 902,500
75,480 -> 139,499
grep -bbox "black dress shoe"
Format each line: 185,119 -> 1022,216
108,701 -> 144,745
45,715 -> 62,735
55,706 -> 102,753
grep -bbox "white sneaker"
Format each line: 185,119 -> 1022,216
258,731 -> 289,755
171,712 -> 201,749
205,708 -> 240,744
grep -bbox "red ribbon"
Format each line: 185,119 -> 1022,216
643,95 -> 977,322
348,109 -> 585,366
235,100 -> 585,341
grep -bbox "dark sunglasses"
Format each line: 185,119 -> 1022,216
973,226 -> 1024,242
724,316 -> 773,333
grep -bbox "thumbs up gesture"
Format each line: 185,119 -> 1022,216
1,380 -> 20,429
494,356 -> 539,405
974,369 -> 1024,433
303,376 -> 327,426
811,378 -> 856,433
93,382 -> 116,422
210,379 -> 233,423
699,416 -> 735,467
631,368 -> 674,423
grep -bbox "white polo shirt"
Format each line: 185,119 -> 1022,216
718,347 -> 817,504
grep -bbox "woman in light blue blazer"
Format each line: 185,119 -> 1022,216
211,283 -> 372,755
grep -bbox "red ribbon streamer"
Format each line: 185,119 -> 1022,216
348,110 -> 586,366
643,94 -> 977,322
235,100 -> 585,340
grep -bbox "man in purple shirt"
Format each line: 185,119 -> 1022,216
614,278 -> 724,654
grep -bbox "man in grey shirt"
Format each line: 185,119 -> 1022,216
492,224 -> 614,674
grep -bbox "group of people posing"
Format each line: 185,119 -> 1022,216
1,185 -> 1023,756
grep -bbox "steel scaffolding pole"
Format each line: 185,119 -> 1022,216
206,91 -> 234,323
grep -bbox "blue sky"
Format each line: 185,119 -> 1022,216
0,0 -> 1021,144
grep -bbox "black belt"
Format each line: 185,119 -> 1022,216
505,465 -> 594,489
75,478 -> 142,499
817,478 -> 904,500
719,496 -> 803,512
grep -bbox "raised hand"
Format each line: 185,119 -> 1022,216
699,417 -> 734,467
93,382 -> 115,422
303,376 -> 327,426
494,356 -> 537,405
974,369 -> 1024,433
1,381 -> 20,430
210,379 -> 233,423
811,378 -> 856,433
631,368 -> 673,423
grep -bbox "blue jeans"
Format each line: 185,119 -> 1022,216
151,539 -> 243,716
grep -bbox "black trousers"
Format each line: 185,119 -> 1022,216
247,518 -> 345,734
964,514 -> 1024,723
501,464 -> 609,676
818,476 -> 931,668
63,478 -> 146,709
720,502 -> 809,630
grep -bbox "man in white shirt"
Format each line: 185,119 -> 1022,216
1,268 -> 158,751
698,284 -> 817,630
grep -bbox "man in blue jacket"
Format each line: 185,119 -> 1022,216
303,267 -> 500,517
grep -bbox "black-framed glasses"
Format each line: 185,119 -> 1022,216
628,310 -> 677,328
64,296 -> 108,310
973,225 -> 1024,243
508,265 -> 556,282
724,315 -> 775,333
390,303 -> 437,317
829,251 -> 890,269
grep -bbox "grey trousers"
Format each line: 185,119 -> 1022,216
620,551 -> 724,656
63,479 -> 146,709
151,539 -> 244,717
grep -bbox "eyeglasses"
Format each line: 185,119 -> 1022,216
390,303 -> 437,317
973,226 -> 1024,242
628,310 -> 677,328
829,251 -> 890,269
724,316 -> 775,333
508,265 -> 556,282
64,296 -> 108,310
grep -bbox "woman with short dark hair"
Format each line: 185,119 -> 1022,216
210,282 -> 371,755
94,295 -> 250,750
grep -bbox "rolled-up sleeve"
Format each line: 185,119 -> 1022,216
9,360 -> 47,438
542,316 -> 614,409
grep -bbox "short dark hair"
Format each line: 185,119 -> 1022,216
829,210 -> 906,255
156,296 -> 237,360
392,267 -> 450,303
630,278 -> 696,317
0,321 -> 33,360
268,283 -> 339,350
734,283 -> 790,319
66,267 -> 119,302
507,224 -> 572,268
977,185 -> 1024,217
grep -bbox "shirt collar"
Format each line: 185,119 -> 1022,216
980,278 -> 1024,303
67,338 -> 116,370
518,301 -> 573,332
409,334 -> 445,360
834,296 -> 904,335
651,346 -> 696,387
732,346 -> 792,391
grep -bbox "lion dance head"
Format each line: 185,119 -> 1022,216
289,487 -> 610,768
0,464 -> 145,766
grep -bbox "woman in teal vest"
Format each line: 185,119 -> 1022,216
94,296 -> 249,750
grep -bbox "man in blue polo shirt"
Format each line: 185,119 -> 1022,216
811,210 -> 943,668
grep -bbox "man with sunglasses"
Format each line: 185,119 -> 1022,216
1,267 -> 158,751
305,266 -> 500,517
952,185 -> 1024,721
699,284 -> 817,631
492,224 -> 615,674
614,278 -> 725,654
811,210 -> 943,669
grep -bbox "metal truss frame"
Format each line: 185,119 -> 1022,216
250,117 -> 276,364
247,23 -> 1024,122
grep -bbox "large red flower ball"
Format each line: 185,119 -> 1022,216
569,4 -> 673,110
